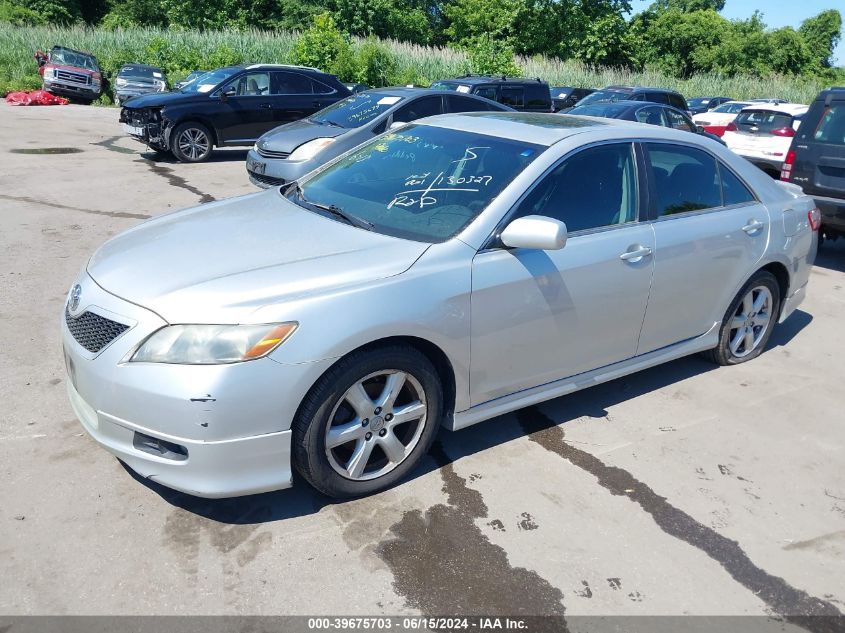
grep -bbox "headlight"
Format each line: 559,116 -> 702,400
154,79 -> 166,90
115,77 -> 127,87
130,323 -> 298,364
288,137 -> 335,161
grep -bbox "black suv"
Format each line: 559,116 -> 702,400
430,76 -> 552,112
573,85 -> 688,113
781,87 -> 845,246
119,64 -> 351,162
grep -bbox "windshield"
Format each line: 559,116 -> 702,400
569,103 -> 628,118
180,68 -> 237,93
576,89 -> 630,106
49,49 -> 98,71
713,102 -> 747,114
311,92 -> 405,129
119,66 -> 164,79
288,125 -> 541,242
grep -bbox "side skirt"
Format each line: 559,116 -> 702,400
447,322 -> 720,432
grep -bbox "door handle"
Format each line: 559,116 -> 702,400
742,219 -> 764,234
259,102 -> 273,109
620,245 -> 653,263
312,100 -> 321,108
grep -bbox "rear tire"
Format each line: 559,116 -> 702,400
292,345 -> 442,499
171,121 -> 213,162
702,271 -> 781,366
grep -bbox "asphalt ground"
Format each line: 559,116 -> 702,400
1,102 -> 844,629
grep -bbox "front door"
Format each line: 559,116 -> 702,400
470,142 -> 655,405
215,71 -> 274,143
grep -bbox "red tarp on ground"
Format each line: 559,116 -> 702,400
5,90 -> 69,106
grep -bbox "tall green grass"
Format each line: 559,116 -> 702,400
0,23 -> 828,104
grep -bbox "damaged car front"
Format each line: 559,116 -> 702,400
118,67 -> 237,155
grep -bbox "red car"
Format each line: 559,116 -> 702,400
36,46 -> 105,103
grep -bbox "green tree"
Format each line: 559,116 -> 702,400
333,0 -> 433,45
291,12 -> 352,74
799,9 -> 842,69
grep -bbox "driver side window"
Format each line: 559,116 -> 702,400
228,72 -> 270,96
511,143 -> 638,234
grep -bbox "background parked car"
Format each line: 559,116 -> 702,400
781,87 -> 845,247
114,64 -> 168,105
686,96 -> 733,115
246,87 -> 512,187
568,100 -> 725,145
571,85 -> 688,113
692,100 -> 752,137
173,70 -> 208,90
550,86 -> 595,112
723,102 -> 809,177
119,64 -> 351,162
35,45 -> 105,104
430,75 -> 552,112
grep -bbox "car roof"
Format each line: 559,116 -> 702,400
436,76 -> 546,85
241,63 -> 322,72
119,64 -> 162,71
817,87 -> 845,101
415,111 -> 653,146
604,85 -> 682,94
741,103 -> 809,115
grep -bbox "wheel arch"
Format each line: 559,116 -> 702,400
758,260 -> 790,315
167,116 -> 220,147
294,335 -> 458,429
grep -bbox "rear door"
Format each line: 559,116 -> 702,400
270,71 -> 324,128
500,86 -> 525,111
637,142 -> 769,354
791,98 -> 845,203
446,94 -> 503,113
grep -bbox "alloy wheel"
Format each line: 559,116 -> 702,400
178,128 -> 209,161
728,285 -> 773,358
325,370 -> 427,481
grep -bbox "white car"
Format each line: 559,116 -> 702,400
692,100 -> 752,137
723,103 -> 808,176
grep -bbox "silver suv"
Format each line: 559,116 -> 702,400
63,113 -> 818,499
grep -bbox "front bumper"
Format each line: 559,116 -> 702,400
246,148 -> 314,189
43,79 -> 100,99
61,272 -> 334,498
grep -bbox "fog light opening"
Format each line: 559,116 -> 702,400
133,432 -> 188,461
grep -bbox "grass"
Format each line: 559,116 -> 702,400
0,22 -> 829,104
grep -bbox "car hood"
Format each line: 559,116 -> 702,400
121,90 -> 205,109
87,190 -> 429,323
259,118 -> 348,153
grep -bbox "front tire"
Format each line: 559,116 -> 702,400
703,271 -> 781,366
292,345 -> 443,498
171,121 -> 213,162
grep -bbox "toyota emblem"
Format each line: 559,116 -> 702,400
69,284 -> 82,312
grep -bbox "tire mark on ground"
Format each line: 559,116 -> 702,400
517,406 -> 843,632
91,135 -> 137,155
136,157 -> 216,204
0,194 -> 151,220
376,441 -> 567,628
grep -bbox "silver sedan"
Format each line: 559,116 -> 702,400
62,112 -> 818,499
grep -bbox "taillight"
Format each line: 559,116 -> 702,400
771,127 -> 795,137
725,122 -> 737,132
780,149 -> 796,181
808,208 -> 821,232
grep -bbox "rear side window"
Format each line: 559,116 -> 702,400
311,79 -> 335,95
719,164 -> 755,206
525,85 -> 550,109
646,143 -> 721,217
501,87 -> 525,109
647,92 -> 670,105
275,71 -> 312,95
448,95 -> 496,113
664,108 -> 695,132
511,143 -> 638,233
813,104 -> 845,146
393,96 -> 443,123
635,106 -> 666,126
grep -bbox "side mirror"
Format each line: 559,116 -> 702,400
220,86 -> 236,101
500,215 -> 567,250
696,125 -> 705,134
389,120 -> 405,131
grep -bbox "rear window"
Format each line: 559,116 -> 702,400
310,92 -> 404,129
430,81 -> 460,92
735,110 -> 795,133
812,104 -> 845,146
569,103 -> 630,118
